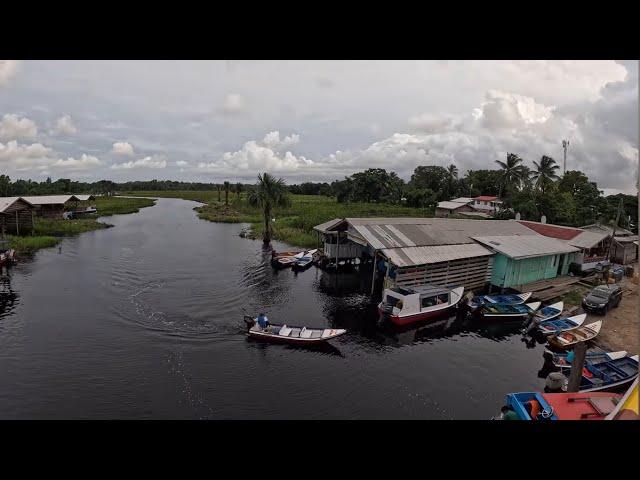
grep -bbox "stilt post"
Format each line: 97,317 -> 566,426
567,342 -> 587,393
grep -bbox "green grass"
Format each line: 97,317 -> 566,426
123,190 -> 433,248
560,285 -> 590,308
7,196 -> 156,255
8,235 -> 61,253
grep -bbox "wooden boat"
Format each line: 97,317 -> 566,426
478,301 -> 541,321
291,249 -> 318,271
532,301 -> 563,322
271,251 -> 306,269
469,292 -> 532,310
504,391 -> 623,420
606,378 -> 639,420
547,320 -> 602,349
537,313 -> 586,336
573,355 -> 638,393
378,285 -> 464,326
546,349 -> 628,369
243,316 -> 346,344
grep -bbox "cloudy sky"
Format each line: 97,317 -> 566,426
0,60 -> 637,194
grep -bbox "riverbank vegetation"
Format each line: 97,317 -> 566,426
6,196 -> 155,255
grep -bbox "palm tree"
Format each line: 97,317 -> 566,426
224,181 -> 230,205
495,153 -> 527,198
236,182 -> 243,200
532,155 -> 560,193
248,173 -> 291,245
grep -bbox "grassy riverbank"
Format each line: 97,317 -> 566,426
7,196 -> 155,254
122,190 -> 432,248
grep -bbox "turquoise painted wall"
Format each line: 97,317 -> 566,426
490,252 -> 574,288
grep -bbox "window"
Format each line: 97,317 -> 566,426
436,294 -> 448,304
421,296 -> 437,308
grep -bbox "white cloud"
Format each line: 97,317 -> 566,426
111,141 -> 135,156
111,155 -> 167,170
51,154 -> 102,170
0,60 -> 19,87
0,114 -> 38,139
198,131 -> 312,173
176,160 -> 188,166
54,115 -> 77,135
478,90 -> 555,129
0,140 -> 53,171
222,93 -> 246,114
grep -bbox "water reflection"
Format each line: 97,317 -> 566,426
0,275 -> 19,320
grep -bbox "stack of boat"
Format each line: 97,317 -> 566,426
271,249 -> 318,270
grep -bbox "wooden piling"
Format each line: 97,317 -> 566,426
567,342 -> 587,393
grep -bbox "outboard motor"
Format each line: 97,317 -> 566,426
544,371 -> 567,393
243,315 -> 255,332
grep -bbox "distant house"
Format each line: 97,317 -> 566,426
611,236 -> 639,265
471,196 -> 503,214
0,197 -> 36,235
435,199 -> 475,217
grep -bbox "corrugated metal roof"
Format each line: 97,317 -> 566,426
22,195 -> 77,205
0,196 -> 34,213
437,201 -> 469,210
580,223 -> 634,237
381,243 -> 493,267
614,235 -> 639,243
474,196 -> 499,201
473,235 -> 579,259
567,230 -> 609,248
74,194 -> 95,201
313,218 -> 344,233
450,197 -> 473,204
518,220 -> 582,240
346,218 -> 533,249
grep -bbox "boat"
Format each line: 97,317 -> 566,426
478,301 -> 541,321
546,349 -> 628,369
504,391 -> 623,420
532,301 -> 563,322
74,206 -> 97,216
606,378 -> 639,420
547,320 -> 602,349
537,313 -> 586,336
573,355 -> 639,393
0,247 -> 17,268
378,284 -> 465,326
469,292 -> 532,310
291,249 -> 318,272
243,316 -> 346,344
271,251 -> 306,269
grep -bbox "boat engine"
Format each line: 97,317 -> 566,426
243,315 -> 256,331
544,372 -> 567,393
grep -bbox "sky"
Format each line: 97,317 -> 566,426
0,60 -> 638,194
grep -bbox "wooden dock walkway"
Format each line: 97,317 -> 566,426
512,274 -> 597,302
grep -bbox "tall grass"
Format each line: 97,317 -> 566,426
8,235 -> 60,253
124,190 -> 433,248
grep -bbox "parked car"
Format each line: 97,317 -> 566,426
582,284 -> 623,314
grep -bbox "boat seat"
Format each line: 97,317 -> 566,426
321,329 -> 336,338
279,326 -> 292,337
310,330 -> 323,338
289,328 -> 301,338
300,328 -> 313,338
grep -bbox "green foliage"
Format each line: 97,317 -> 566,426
247,173 -> 291,244
8,235 -> 60,253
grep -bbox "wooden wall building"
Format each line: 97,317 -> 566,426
0,197 -> 36,235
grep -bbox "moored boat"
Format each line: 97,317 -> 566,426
504,391 -> 623,420
537,313 -> 586,336
243,316 -> 346,344
606,378 -> 639,420
573,355 -> 638,393
546,349 -> 628,369
532,301 -> 563,322
0,247 -> 17,267
291,249 -> 318,271
478,301 -> 541,321
378,285 -> 464,326
271,251 -> 306,269
469,292 -> 532,310
547,320 -> 602,349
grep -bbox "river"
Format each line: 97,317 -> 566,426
0,198 -> 551,419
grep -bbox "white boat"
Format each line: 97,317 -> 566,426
378,285 -> 465,326
244,316 -> 346,344
469,292 -> 532,310
547,320 -> 603,349
532,301 -> 563,322
537,313 -> 586,336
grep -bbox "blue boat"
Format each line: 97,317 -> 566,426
469,292 -> 532,310
537,313 -> 586,335
577,355 -> 639,392
532,301 -> 563,322
291,249 -> 317,272
547,349 -> 628,369
479,301 -> 541,321
502,391 -> 623,420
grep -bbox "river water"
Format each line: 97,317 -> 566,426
0,198 -> 551,419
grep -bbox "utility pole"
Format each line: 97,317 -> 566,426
606,197 -> 624,263
562,140 -> 570,175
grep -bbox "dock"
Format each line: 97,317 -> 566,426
512,274 -> 597,302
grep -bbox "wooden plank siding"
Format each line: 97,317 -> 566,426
393,255 -> 492,291
0,199 -> 35,235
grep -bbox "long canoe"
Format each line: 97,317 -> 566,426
469,292 -> 532,310
537,313 -> 586,336
546,349 -> 628,369
576,355 -> 639,393
532,301 -> 563,322
479,301 -> 541,321
244,317 -> 346,345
